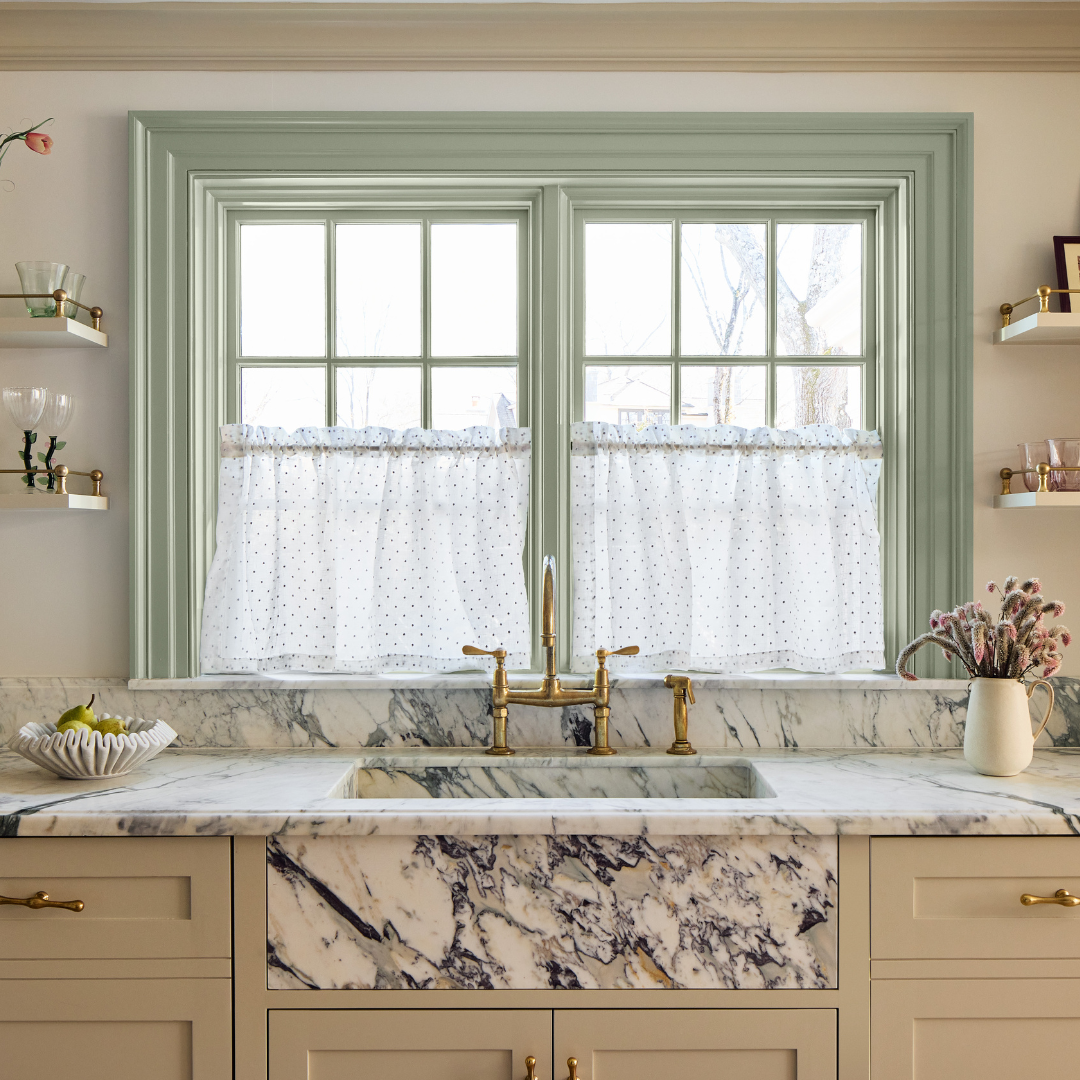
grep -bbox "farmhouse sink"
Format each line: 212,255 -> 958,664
334,758 -> 775,799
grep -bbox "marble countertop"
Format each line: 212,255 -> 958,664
3,745 -> 1080,837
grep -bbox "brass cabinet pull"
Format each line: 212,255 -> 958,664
0,890 -> 84,912
525,1057 -> 537,1080
1021,888 -> 1080,908
567,1058 -> 579,1080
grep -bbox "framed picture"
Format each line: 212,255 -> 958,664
1054,235 -> 1080,312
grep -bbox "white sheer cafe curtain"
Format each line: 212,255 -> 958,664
200,425 -> 531,674
571,422 -> 885,674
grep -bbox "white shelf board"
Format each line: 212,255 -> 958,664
994,491 -> 1080,508
0,493 -> 108,510
0,317 -> 107,349
994,311 -> 1080,344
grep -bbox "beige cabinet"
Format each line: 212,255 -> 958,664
0,836 -> 232,1080
872,979 -> 1080,1080
871,837 -> 1080,1080
0,836 -> 232,960
554,1009 -> 836,1080
267,1008 -> 836,1080
872,836 -> 1080,959
268,1010 -> 553,1080
0,977 -> 232,1080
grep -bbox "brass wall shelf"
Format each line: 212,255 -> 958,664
995,463 -> 1080,508
0,316 -> 106,349
0,464 -> 107,510
0,288 -> 107,348
995,286 -> 1080,344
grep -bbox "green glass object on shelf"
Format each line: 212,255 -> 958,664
2,386 -> 47,490
14,261 -> 67,316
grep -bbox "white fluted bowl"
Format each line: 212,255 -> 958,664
8,717 -> 178,779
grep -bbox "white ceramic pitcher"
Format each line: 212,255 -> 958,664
963,677 -> 1055,776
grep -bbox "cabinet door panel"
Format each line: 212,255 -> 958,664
269,1009 -> 552,1080
554,1009 -> 835,1080
872,837 -> 1080,959
872,979 -> 1080,1080
0,836 -> 231,959
0,977 -> 230,1080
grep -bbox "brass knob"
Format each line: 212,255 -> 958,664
0,890 -> 84,912
90,469 -> 103,497
1021,889 -> 1080,907
567,1059 -> 579,1080
54,463 -> 69,495
525,1057 -> 537,1080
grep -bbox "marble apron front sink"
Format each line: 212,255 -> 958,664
335,757 -> 776,799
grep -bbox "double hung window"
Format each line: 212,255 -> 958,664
232,212 -> 528,433
130,112 -> 973,680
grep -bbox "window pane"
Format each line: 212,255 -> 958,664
241,224 -> 325,357
585,223 -> 671,357
775,365 -> 862,428
240,366 -> 326,429
776,223 -> 862,357
680,224 -> 767,356
679,365 -> 767,427
431,366 -> 518,429
431,223 -> 517,357
336,366 -> 421,429
584,365 -> 671,425
336,223 -> 421,357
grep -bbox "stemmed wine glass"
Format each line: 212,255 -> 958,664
40,392 -> 75,491
2,387 -> 48,492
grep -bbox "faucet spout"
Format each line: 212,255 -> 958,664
541,554 -> 557,677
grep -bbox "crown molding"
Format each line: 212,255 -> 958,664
0,2 -> 1077,71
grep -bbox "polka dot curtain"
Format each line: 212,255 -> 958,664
200,425 -> 531,674
571,422 -> 885,674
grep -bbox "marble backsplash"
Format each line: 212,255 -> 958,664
2,675 -> 1079,750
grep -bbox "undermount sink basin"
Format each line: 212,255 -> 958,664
335,759 -> 775,800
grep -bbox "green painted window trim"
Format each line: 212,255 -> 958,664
129,111 -> 973,679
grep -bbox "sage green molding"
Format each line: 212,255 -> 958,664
129,111 -> 973,679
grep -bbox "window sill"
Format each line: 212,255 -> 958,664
127,672 -> 970,692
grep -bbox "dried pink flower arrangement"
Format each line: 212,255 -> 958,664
896,576 -> 1070,681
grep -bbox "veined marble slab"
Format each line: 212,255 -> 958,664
5,674 -> 1071,750
4,746 -> 1080,837
266,833 -> 837,990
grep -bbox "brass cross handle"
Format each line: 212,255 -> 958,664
567,1059 -> 579,1080
525,1057 -> 537,1080
0,890 -> 84,912
595,645 -> 640,668
1021,889 -> 1080,907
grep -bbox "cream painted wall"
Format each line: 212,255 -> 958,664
0,70 -> 1076,676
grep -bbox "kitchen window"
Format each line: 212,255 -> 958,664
129,112 -> 972,680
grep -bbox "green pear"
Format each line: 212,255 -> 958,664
56,719 -> 93,736
57,694 -> 96,729
94,719 -> 126,738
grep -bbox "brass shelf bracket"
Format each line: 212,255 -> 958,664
999,285 -> 1080,328
999,462 -> 1080,496
0,289 -> 104,331
0,464 -> 103,496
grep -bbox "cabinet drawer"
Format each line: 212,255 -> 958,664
872,979 -> 1080,1080
0,837 -> 231,959
872,837 -> 1080,959
0,977 -> 231,1080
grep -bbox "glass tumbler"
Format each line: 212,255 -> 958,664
15,261 -> 68,317
1048,438 -> 1080,492
60,271 -> 85,318
1019,441 -> 1052,491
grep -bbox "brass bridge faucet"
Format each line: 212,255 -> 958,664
463,555 -> 638,756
